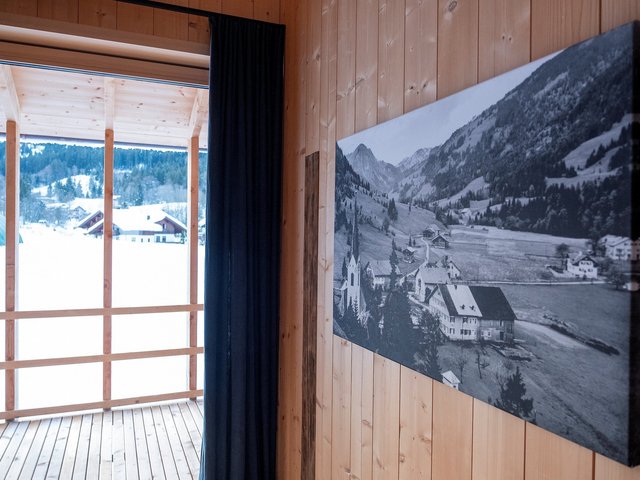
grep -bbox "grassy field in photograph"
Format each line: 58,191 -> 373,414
435,283 -> 630,462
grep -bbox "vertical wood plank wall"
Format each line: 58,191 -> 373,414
0,1 -> 639,479
281,1 -> 640,480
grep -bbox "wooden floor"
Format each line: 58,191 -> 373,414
0,399 -> 203,479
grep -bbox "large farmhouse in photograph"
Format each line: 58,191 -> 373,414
426,284 -> 516,342
78,208 -> 187,243
601,235 -> 640,261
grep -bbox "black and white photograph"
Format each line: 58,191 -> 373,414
333,22 -> 638,465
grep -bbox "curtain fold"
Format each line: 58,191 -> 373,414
201,14 -> 285,480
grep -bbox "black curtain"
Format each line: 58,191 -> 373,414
201,14 -> 285,480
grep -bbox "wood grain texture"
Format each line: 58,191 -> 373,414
437,0 -> 479,99
188,0 -> 221,43
398,367 -> 432,480
317,0 -> 338,476
103,128 -> 114,403
302,151 -> 320,480
117,3 -> 154,35
531,0 -> 600,59
254,0 -> 279,22
472,400 -> 525,480
277,0 -> 306,478
378,0 -> 406,122
153,0 -> 189,40
336,0 -> 356,139
478,0 -> 530,82
4,120 -> 19,413
332,337 -> 352,479
404,0 -> 437,113
355,0 -> 379,131
595,454 -> 640,480
0,0 -> 37,15
222,0 -> 254,17
601,0 -> 640,32
78,0 -> 117,29
37,0 -> 78,21
350,344 -> 374,480
431,381 -> 473,480
306,0 -> 322,154
373,354 -> 401,480
524,423 -> 593,480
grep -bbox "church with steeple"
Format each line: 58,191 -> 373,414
340,201 -> 366,317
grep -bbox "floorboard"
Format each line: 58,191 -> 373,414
0,400 -> 202,479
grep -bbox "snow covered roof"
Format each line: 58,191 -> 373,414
599,234 -> 637,246
442,370 -> 460,385
367,260 -> 393,276
84,207 -> 187,235
417,265 -> 449,284
428,284 -> 516,321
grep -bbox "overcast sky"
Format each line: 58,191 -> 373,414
337,52 -> 558,166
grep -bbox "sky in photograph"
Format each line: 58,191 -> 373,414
337,52 -> 559,166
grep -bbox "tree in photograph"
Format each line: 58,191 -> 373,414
389,240 -> 399,289
341,258 -> 348,280
387,198 -> 398,221
606,266 -> 626,290
555,243 -> 570,269
415,309 -> 442,379
475,350 -> 490,379
493,366 -> 534,421
381,288 -> 416,365
455,346 -> 469,382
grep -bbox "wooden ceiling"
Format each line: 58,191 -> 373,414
0,64 -> 209,149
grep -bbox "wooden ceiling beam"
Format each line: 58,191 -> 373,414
0,65 -> 20,122
188,89 -> 208,138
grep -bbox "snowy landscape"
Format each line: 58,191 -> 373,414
333,23 -> 638,464
0,141 -> 207,412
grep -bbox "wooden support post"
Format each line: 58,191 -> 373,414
103,128 -> 114,405
187,136 -> 199,396
5,120 -> 19,414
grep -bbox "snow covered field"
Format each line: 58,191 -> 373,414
0,224 -> 205,411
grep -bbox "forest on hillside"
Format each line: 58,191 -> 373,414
0,141 -> 208,224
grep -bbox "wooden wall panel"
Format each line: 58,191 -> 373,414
403,0 -> 437,113
331,338 -> 352,479
278,0 -> 306,478
398,367 -> 432,480
431,381 -> 473,480
372,355 -> 400,480
305,0 -> 322,154
437,0 -> 478,99
601,0 -> 640,32
153,0 -> 189,40
531,0 -> 600,59
0,0 -> 38,15
78,0 -> 117,29
187,0 -> 220,43
37,0 -> 78,21
472,401 -> 525,480
221,0 -> 254,18
116,3 -> 154,35
351,345 -> 374,480
478,0 -> 530,81
377,0 -> 405,122
336,0 -> 356,139
595,454 -> 640,480
254,0 -> 280,23
525,424 -> 593,480
354,0 -> 379,132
